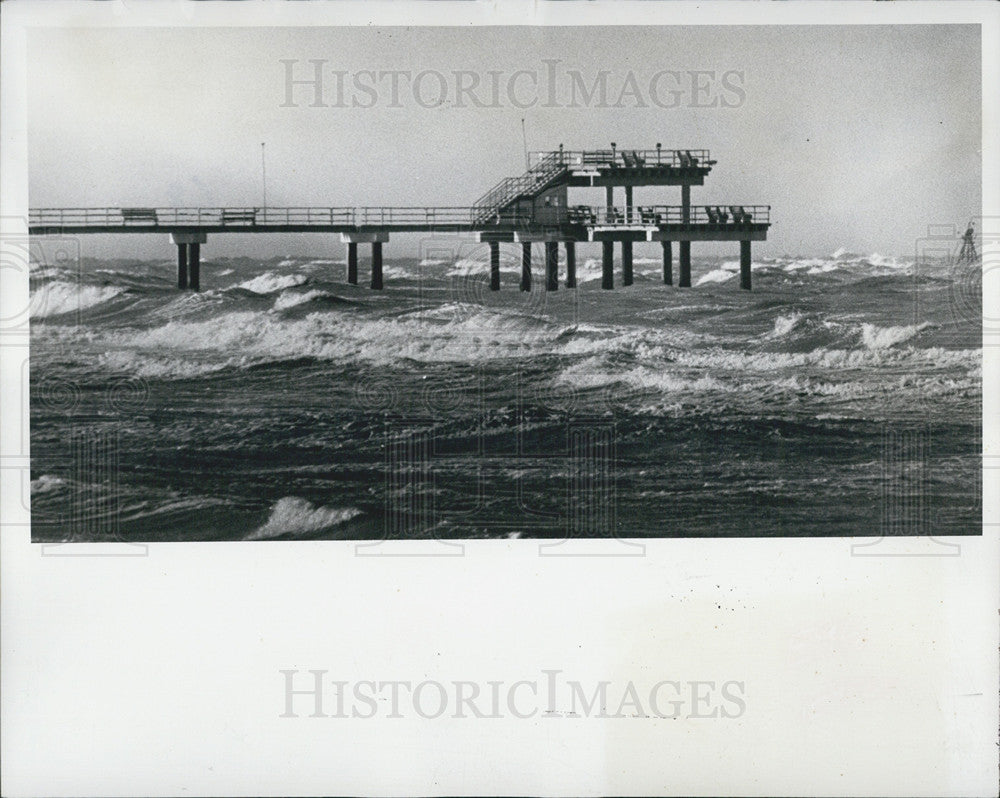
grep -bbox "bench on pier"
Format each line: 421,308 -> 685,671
121,207 -> 158,224
639,207 -> 661,224
220,209 -> 258,225
568,205 -> 597,224
729,206 -> 753,225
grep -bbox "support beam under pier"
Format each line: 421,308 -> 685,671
176,244 -> 188,290
521,243 -> 532,292
622,241 -> 633,286
490,242 -> 501,291
371,242 -> 383,290
679,241 -> 691,288
740,240 -> 752,290
662,240 -> 673,285
565,241 -> 576,288
347,242 -> 358,285
602,241 -> 614,290
545,241 -> 558,291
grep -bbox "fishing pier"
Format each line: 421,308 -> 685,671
28,144 -> 771,290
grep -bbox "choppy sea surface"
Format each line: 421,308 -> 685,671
29,246 -> 981,541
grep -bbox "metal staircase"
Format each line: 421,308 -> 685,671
471,153 -> 568,224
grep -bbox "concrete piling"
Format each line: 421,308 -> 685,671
602,241 -> 614,289
740,240 -> 752,290
565,241 -> 576,288
347,242 -> 358,284
490,241 -> 501,291
176,244 -> 188,290
521,242 -> 532,292
188,243 -> 200,291
662,240 -> 673,285
545,241 -> 558,291
371,241 -> 383,289
679,241 -> 691,287
622,241 -> 633,286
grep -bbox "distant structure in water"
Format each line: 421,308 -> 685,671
29,143 -> 771,291
957,220 -> 979,264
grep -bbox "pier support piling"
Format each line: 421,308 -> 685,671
347,242 -> 358,284
490,241 -> 501,291
371,242 -> 383,290
602,241 -> 614,290
740,240 -> 752,290
176,244 -> 188,290
565,241 -> 576,288
622,241 -> 633,286
188,243 -> 201,291
521,242 -> 532,292
170,232 -> 206,290
679,241 -> 691,288
545,241 -> 559,291
662,240 -> 673,285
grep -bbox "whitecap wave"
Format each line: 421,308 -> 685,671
695,269 -> 736,286
272,289 -> 335,311
30,281 -> 124,319
247,497 -> 362,540
770,313 -> 804,338
236,272 -> 308,294
30,474 -> 67,494
860,321 -> 933,350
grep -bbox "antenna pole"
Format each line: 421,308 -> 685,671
261,142 -> 267,210
521,118 -> 529,171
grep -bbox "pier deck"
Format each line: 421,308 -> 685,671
28,144 -> 772,290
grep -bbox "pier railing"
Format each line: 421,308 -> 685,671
29,204 -> 768,231
569,204 -> 770,226
531,148 -> 714,169
28,206 -> 531,229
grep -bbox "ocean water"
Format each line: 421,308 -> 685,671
28,246 -> 981,541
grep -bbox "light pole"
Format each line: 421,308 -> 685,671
261,142 -> 267,211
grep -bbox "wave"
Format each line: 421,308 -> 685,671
246,496 -> 362,540
695,268 -> 737,286
30,281 -> 124,319
447,257 -> 521,277
30,474 -> 67,494
272,289 -> 340,311
770,313 -> 804,338
860,321 -> 933,350
235,272 -> 309,294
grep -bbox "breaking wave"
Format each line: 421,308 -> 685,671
246,497 -> 362,540
30,281 -> 124,319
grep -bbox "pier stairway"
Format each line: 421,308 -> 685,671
471,152 -> 568,224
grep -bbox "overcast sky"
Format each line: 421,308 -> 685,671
28,25 -> 981,259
